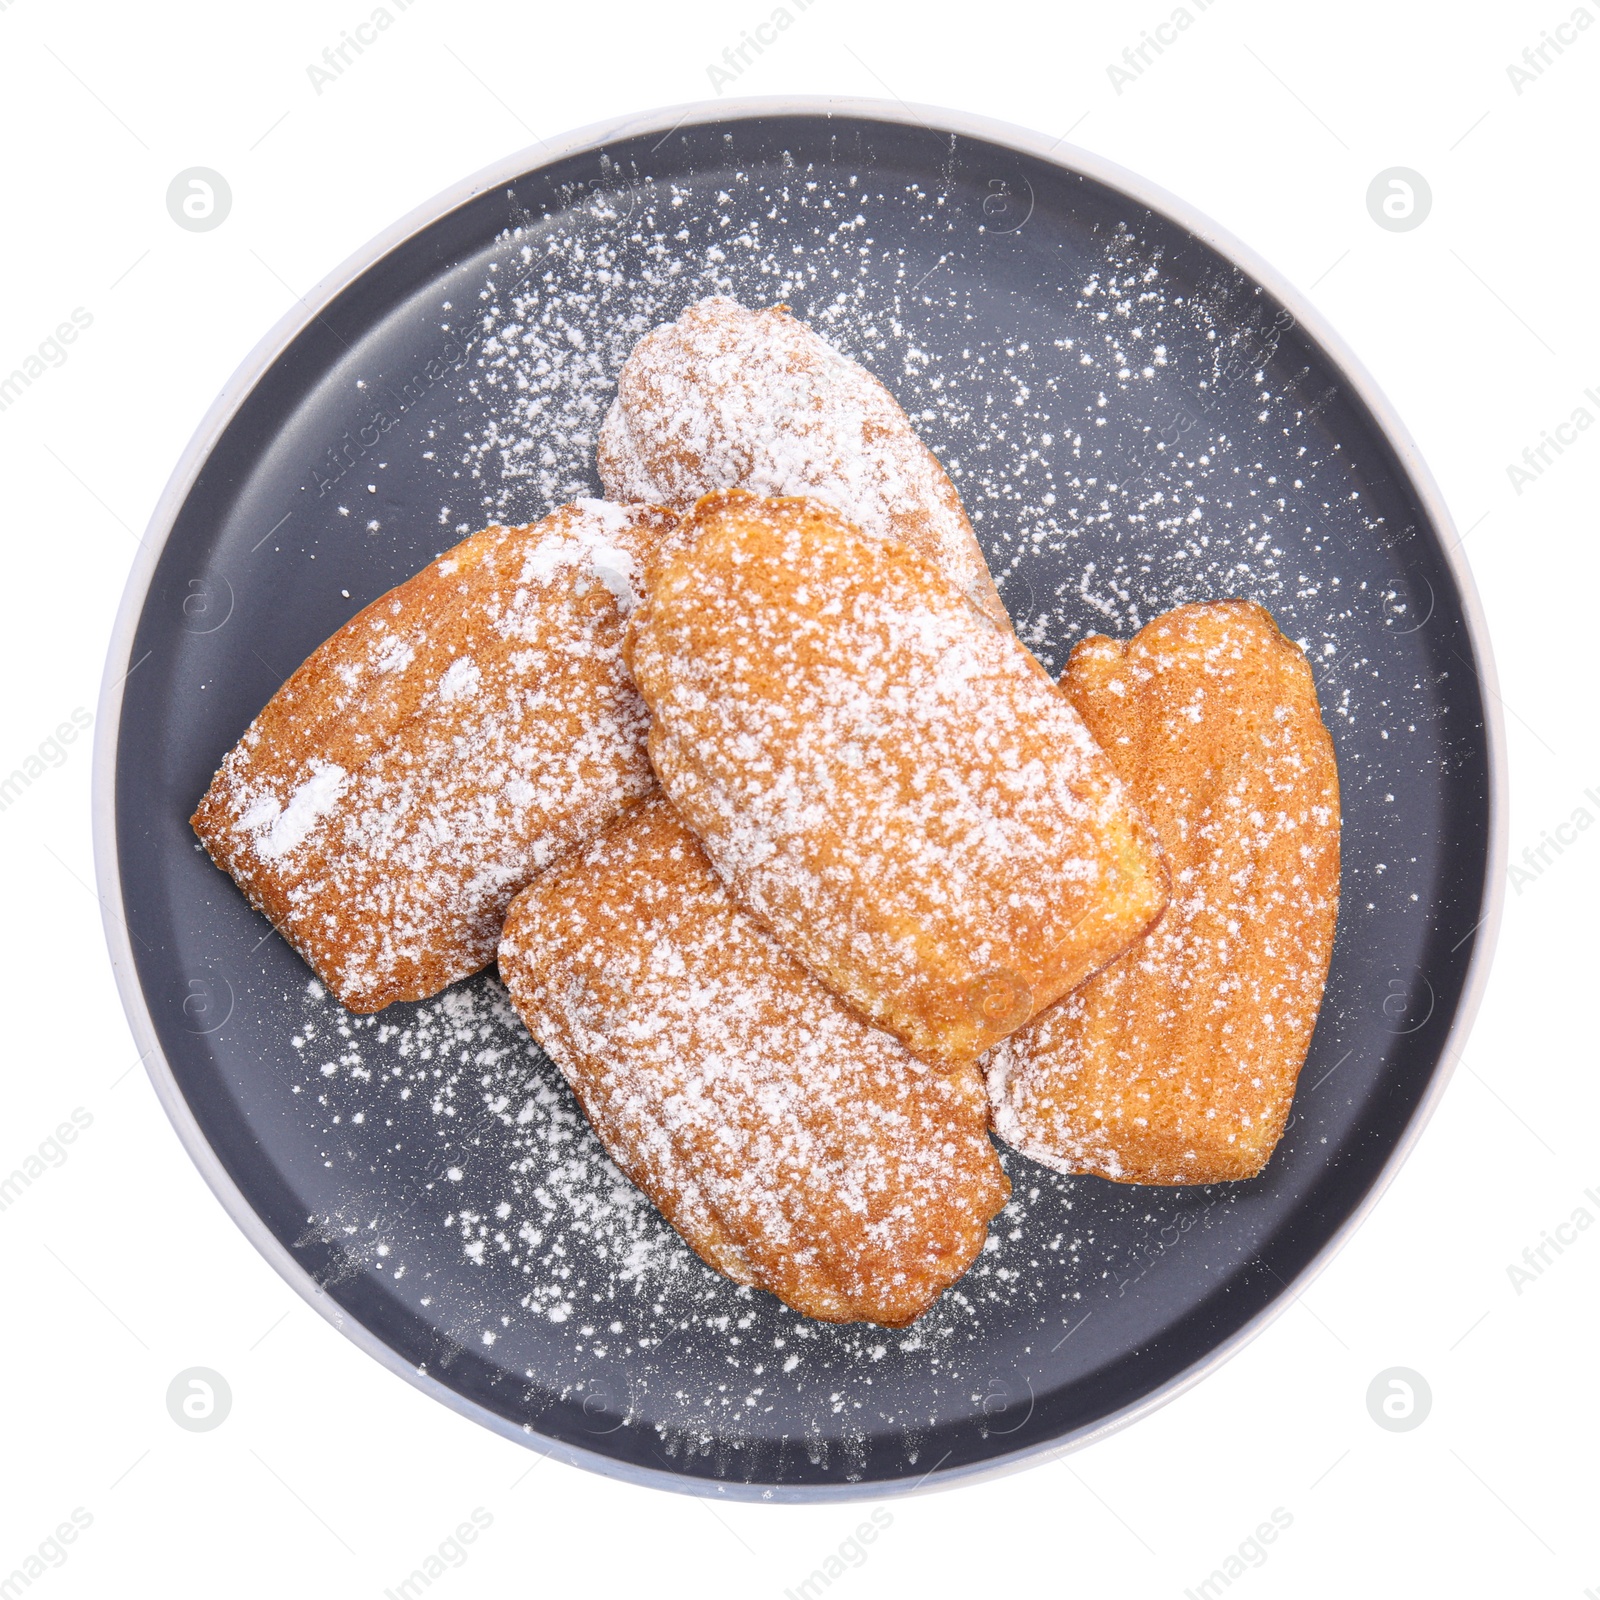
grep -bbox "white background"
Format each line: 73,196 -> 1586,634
1,0 -> 1595,1595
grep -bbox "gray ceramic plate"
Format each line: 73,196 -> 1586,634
95,98 -> 1503,1500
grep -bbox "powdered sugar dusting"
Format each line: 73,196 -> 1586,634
629,495 -> 1166,1064
287,968 -> 1239,1465
449,175 -> 1397,758
192,500 -> 675,1012
987,602 -> 1340,1183
208,138 -> 1459,1479
596,298 -> 1006,623
241,760 -> 349,862
498,799 -> 1008,1327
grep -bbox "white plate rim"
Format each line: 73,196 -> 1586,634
91,93 -> 1508,1503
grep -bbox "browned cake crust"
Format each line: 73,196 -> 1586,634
498,797 -> 1010,1327
985,601 -> 1341,1184
191,500 -> 677,1013
597,296 -> 1010,626
625,489 -> 1170,1067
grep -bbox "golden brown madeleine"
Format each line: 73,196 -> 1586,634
626,490 -> 1169,1066
986,601 -> 1341,1184
597,296 -> 1010,626
192,500 -> 677,1013
498,797 -> 1009,1328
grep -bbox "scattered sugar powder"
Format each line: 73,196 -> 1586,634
195,501 -> 672,1013
241,761 -> 349,862
443,170 -> 1419,757
435,162 -> 1444,917
289,972 -> 1244,1464
258,151 -> 1453,1470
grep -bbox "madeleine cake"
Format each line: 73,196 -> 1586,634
498,797 -> 1010,1327
625,489 -> 1169,1066
597,296 -> 1009,625
192,500 -> 676,1012
985,601 -> 1341,1184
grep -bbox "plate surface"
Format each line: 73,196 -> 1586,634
98,100 -> 1500,1498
